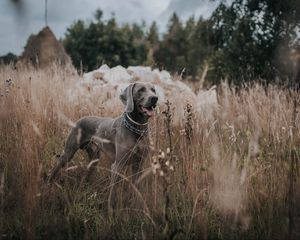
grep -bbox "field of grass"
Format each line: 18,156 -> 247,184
0,64 -> 300,240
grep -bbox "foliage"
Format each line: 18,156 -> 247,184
0,52 -> 17,65
208,0 -> 300,85
63,10 -> 148,71
154,13 -> 188,74
62,2 -> 300,85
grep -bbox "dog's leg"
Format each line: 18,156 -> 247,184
48,129 -> 80,182
131,158 -> 144,184
108,150 -> 130,211
110,153 -> 129,186
48,153 -> 73,182
110,162 -> 119,185
85,145 -> 100,181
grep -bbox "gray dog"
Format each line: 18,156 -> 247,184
49,82 -> 158,183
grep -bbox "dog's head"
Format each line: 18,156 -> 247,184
120,82 -> 158,119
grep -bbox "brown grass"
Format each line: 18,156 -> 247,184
0,64 -> 300,240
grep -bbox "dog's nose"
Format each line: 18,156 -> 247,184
150,96 -> 158,104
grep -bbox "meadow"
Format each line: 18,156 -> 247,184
0,64 -> 299,240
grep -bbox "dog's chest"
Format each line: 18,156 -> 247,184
132,137 -> 149,158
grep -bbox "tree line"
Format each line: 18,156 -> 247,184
63,1 -> 300,85
2,0 -> 299,86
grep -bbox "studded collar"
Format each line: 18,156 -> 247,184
122,112 -> 148,135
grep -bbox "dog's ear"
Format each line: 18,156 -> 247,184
120,83 -> 135,112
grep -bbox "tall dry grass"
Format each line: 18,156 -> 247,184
0,64 -> 300,239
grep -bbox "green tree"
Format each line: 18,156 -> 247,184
0,52 -> 18,65
208,0 -> 300,85
186,16 -> 214,78
146,21 -> 160,66
63,20 -> 87,69
154,13 -> 188,73
147,21 -> 159,47
63,9 -> 148,71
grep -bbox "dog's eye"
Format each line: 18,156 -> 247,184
151,88 -> 156,93
138,87 -> 146,92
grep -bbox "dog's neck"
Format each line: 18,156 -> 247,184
129,110 -> 149,124
122,112 -> 148,136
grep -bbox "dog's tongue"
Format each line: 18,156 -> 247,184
142,106 -> 154,117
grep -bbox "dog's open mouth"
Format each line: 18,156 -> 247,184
140,105 -> 156,117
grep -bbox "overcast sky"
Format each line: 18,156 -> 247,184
0,0 -> 224,56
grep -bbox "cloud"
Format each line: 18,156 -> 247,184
158,0 -> 222,27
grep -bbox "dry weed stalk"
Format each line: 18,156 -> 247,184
150,100 -> 182,239
287,91 -> 299,239
184,103 -> 193,143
